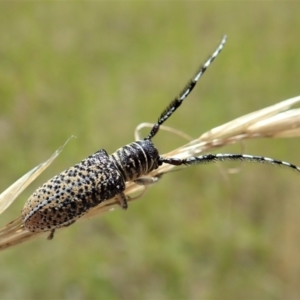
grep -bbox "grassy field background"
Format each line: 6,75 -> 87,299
0,2 -> 300,299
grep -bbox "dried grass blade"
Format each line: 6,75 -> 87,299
199,96 -> 300,140
0,97 -> 300,250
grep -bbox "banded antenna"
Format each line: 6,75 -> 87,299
146,35 -> 227,140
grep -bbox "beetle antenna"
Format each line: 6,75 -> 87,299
160,153 -> 300,174
146,35 -> 227,140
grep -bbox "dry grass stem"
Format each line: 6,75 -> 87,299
0,96 -> 299,250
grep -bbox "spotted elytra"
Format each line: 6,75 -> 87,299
21,35 -> 300,240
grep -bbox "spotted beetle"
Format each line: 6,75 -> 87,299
21,35 -> 300,240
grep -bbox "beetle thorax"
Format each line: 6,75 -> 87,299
110,139 -> 161,181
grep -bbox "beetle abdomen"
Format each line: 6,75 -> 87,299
22,149 -> 125,232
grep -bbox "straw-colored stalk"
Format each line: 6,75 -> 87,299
0,95 -> 300,250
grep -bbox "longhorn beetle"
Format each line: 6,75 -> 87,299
21,35 -> 300,240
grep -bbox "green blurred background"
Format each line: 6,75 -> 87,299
0,2 -> 300,299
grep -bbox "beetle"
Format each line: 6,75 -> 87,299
21,35 -> 300,239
